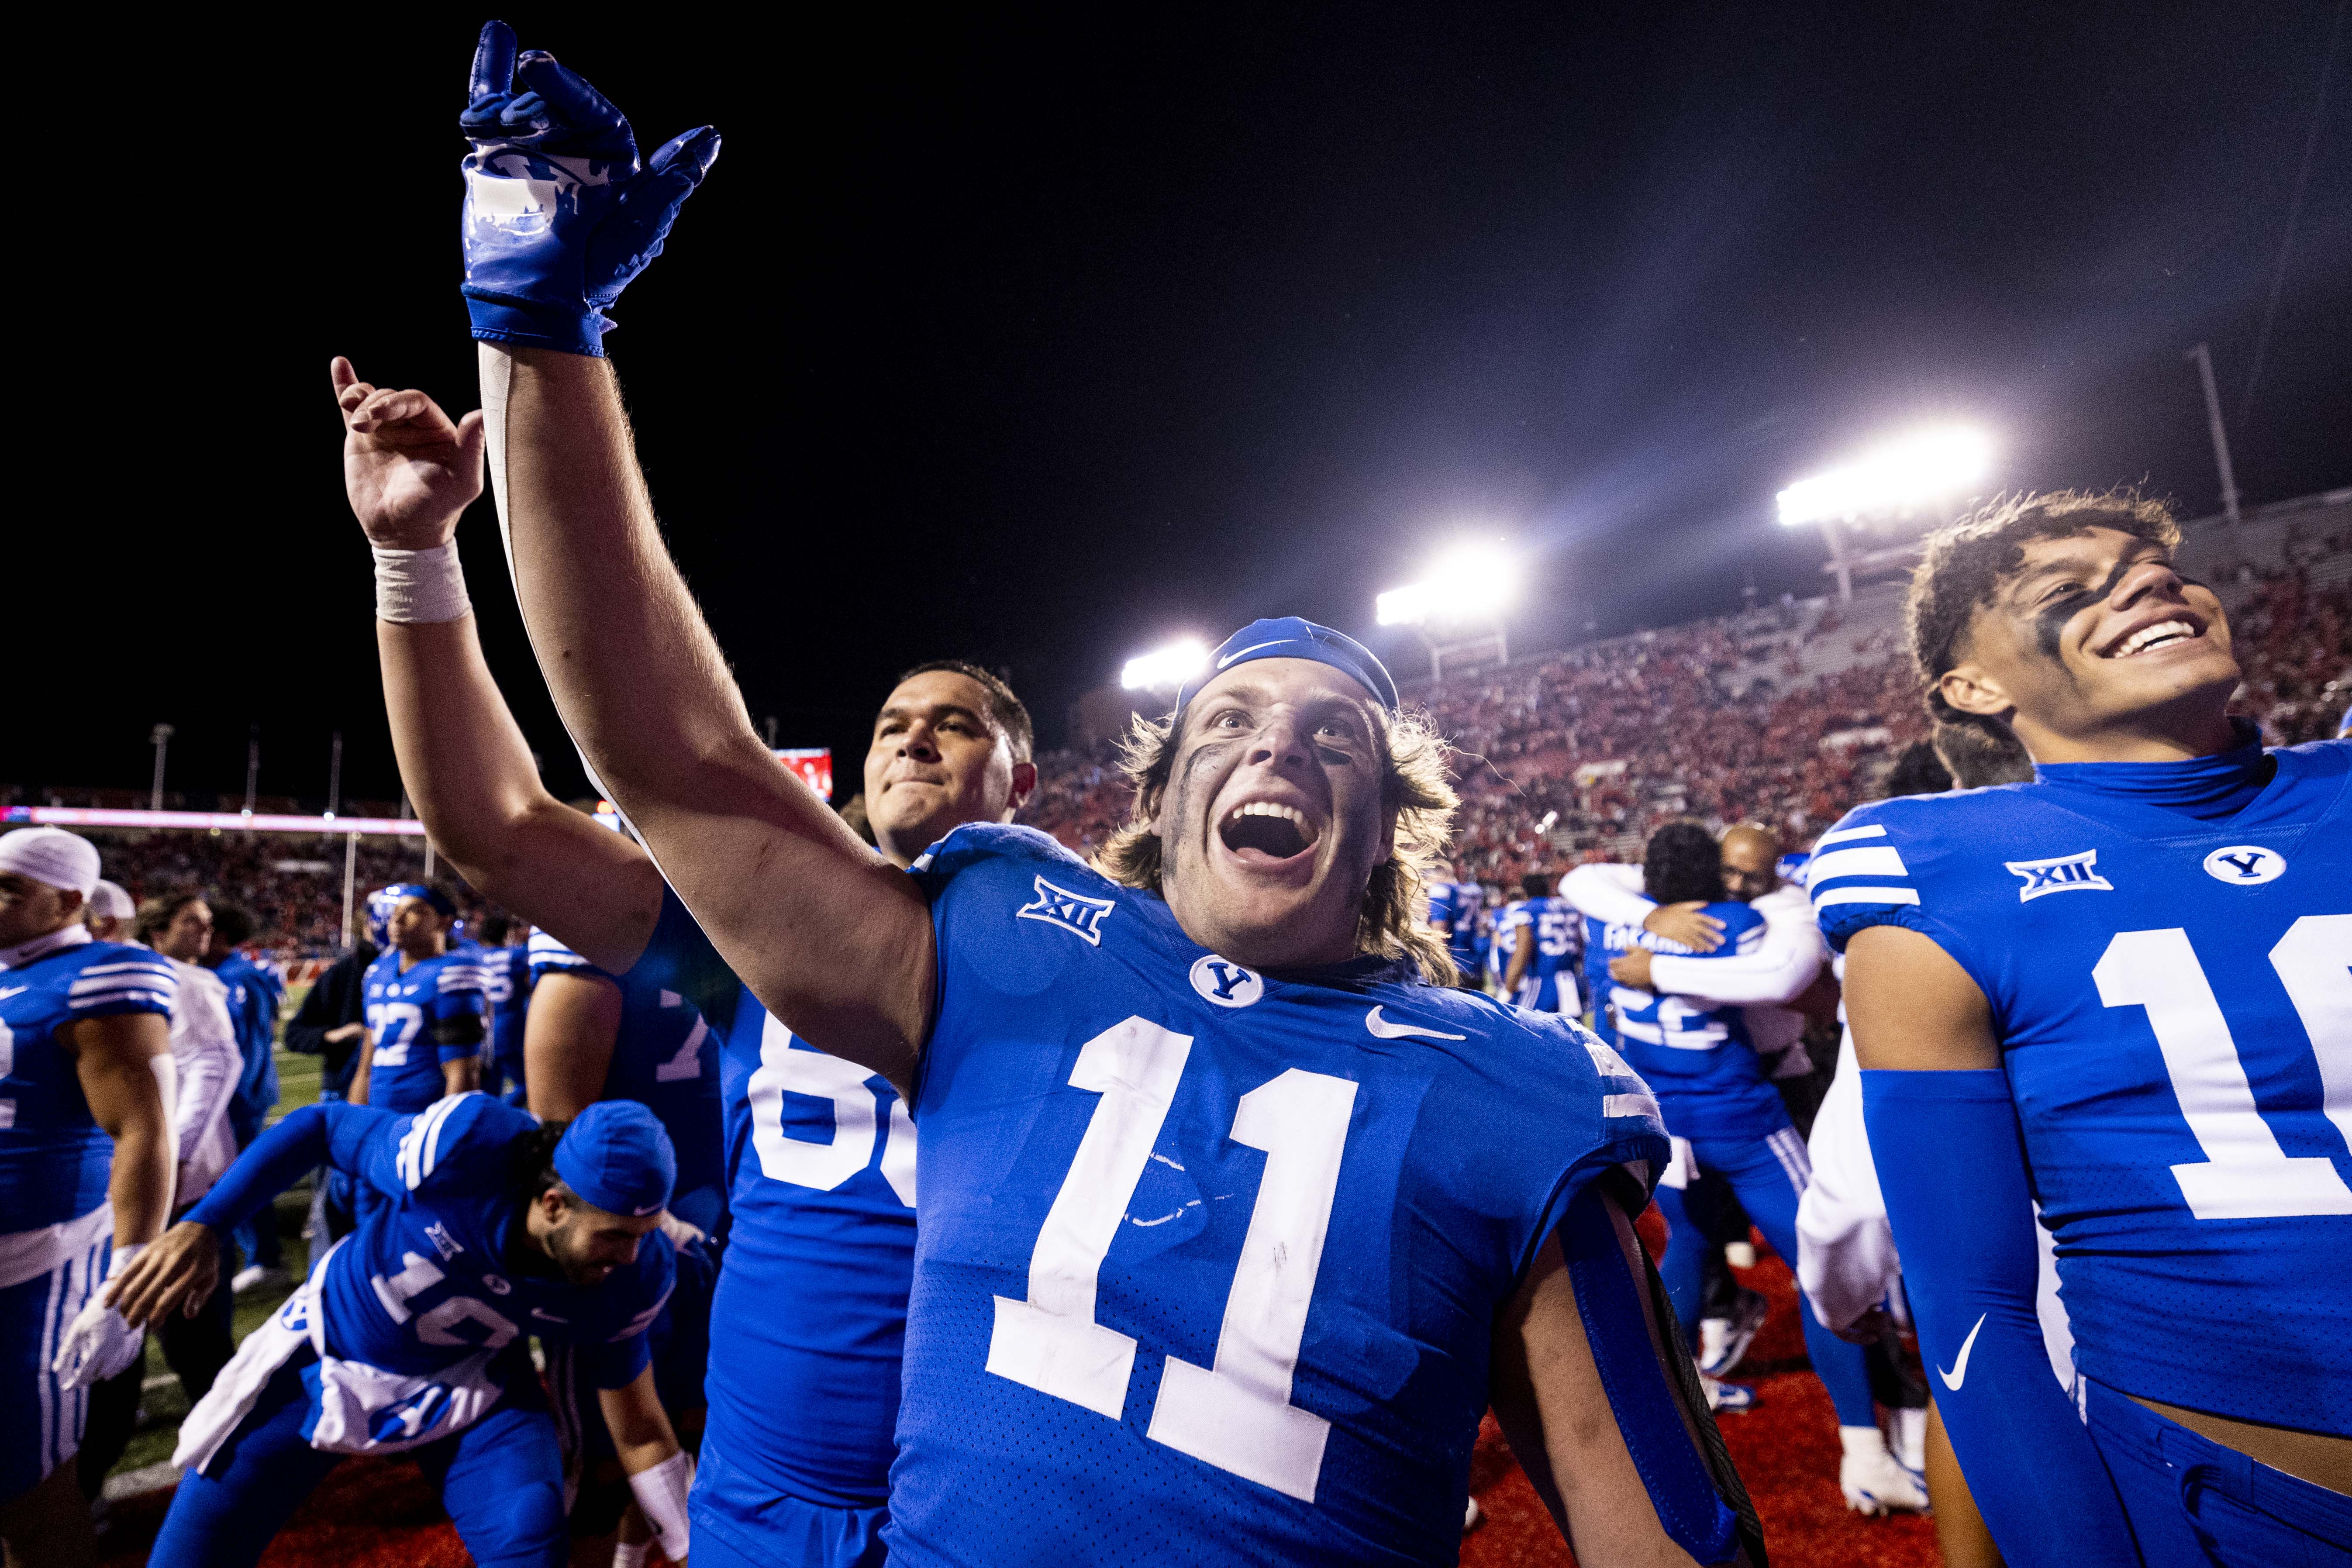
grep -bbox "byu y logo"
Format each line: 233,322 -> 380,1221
2004,849 -> 2113,903
1190,954 -> 1264,1008
1015,876 -> 1117,946
2201,845 -> 2285,886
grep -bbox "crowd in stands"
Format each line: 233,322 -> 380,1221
1026,574 -> 2350,890
11,576 -> 2343,955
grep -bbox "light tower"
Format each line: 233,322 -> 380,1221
1376,541 -> 1519,683
148,723 -> 175,811
1776,425 -> 1993,602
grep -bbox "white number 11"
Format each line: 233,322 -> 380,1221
986,1016 -> 1357,1502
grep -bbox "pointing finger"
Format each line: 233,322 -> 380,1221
469,20 -> 518,107
331,356 -> 357,395
514,49 -> 626,140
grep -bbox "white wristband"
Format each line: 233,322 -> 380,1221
106,1241 -> 145,1280
626,1451 -> 692,1560
373,541 -> 473,624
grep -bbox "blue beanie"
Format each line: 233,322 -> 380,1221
1173,617 -> 1399,719
553,1101 -> 676,1217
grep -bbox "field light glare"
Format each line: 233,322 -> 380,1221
1121,640 -> 1209,692
1776,425 -> 1994,527
1376,543 -> 1518,626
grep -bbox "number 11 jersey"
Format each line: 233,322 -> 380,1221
1811,739 -> 2351,1435
891,826 -> 1669,1566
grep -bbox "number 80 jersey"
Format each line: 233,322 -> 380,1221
1811,740 -> 2352,1436
892,826 -> 1669,1566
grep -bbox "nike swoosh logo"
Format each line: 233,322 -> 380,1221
1937,1313 -> 1987,1391
531,1308 -> 570,1324
1365,1006 -> 1467,1041
1217,638 -> 1287,669
0,986 -> 25,1001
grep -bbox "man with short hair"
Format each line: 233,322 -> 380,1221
117,1096 -> 694,1567
331,352 -> 1035,1560
442,27 -> 1762,1561
0,829 -> 176,1567
355,882 -> 486,1116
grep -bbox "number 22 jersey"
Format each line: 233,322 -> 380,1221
889,826 -> 1669,1566
1811,738 -> 2351,1434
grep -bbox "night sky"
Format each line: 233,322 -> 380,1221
24,3 -> 2349,809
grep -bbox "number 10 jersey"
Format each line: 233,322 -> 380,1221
890,826 -> 1670,1566
1811,739 -> 2352,1435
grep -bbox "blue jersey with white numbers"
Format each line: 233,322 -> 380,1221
0,935 -> 177,1229
482,945 -> 532,1104
1585,902 -> 1780,1141
528,931 -> 724,1220
889,825 -> 1669,1567
1503,895 -> 1584,1014
1812,740 -> 2352,1434
633,885 -> 916,1508
362,947 -> 489,1114
1430,881 -> 1484,979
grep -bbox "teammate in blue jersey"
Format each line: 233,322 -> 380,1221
114,1095 -> 693,1567
335,358 -> 1039,1562
458,31 -> 1763,1553
0,827 -> 178,1565
355,882 -> 488,1116
476,913 -> 534,1104
1826,491 -> 2352,1566
1500,871 -> 1584,1015
1425,866 -> 1486,989
207,904 -> 288,1288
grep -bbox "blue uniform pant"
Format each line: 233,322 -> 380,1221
2081,1376 -> 2352,1566
690,1423 -> 890,1568
0,1235 -> 106,1502
153,1355 -> 567,1568
1655,1125 -> 1877,1428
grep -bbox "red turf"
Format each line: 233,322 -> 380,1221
101,1246 -> 1938,1567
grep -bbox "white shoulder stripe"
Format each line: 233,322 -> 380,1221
75,961 -> 178,979
1813,886 -> 1923,908
421,1093 -> 472,1180
1807,845 -> 1909,883
69,988 -> 175,1011
1814,822 -> 1889,847
1604,1091 -> 1662,1123
398,1096 -> 469,1189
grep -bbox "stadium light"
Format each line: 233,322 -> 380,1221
1776,424 -> 1993,602
1376,542 -> 1519,627
1776,425 -> 1992,527
1122,639 -> 1209,693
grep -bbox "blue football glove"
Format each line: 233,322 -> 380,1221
459,20 -> 720,356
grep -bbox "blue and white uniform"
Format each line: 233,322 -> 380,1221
0,926 -> 176,1500
1826,736 -> 2352,1563
158,1094 -> 676,1568
482,942 -> 533,1105
883,824 -> 1686,1566
214,951 -> 283,1145
1488,896 -> 1523,991
1426,880 -> 1485,985
362,946 -> 489,1115
1503,895 -> 1584,1015
627,885 -> 916,1567
1585,900 -> 1877,1428
527,932 -> 724,1231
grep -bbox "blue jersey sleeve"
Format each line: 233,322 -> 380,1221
64,948 -> 178,1019
629,886 -> 748,1034
1806,794 -> 1997,985
352,1092 -> 536,1206
425,953 -> 490,1063
528,929 -> 610,985
186,1100 -> 403,1231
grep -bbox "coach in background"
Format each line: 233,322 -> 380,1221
0,831 -> 176,1568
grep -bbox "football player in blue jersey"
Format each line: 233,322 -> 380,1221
476,913 -> 535,1105
1426,865 -> 1486,990
1500,871 -> 1585,1016
1576,824 -> 1906,1508
439,35 -> 1763,1564
207,904 -> 288,1290
355,883 -> 488,1118
114,1096 -> 693,1567
332,351 -> 1035,1564
1823,491 -> 2352,1565
0,827 -> 178,1567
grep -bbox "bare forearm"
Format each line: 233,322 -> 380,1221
107,1120 -> 174,1246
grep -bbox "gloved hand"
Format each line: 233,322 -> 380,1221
52,1247 -> 148,1391
460,20 -> 721,356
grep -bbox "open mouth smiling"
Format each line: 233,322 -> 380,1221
1217,799 -> 1323,866
2096,612 -> 2207,659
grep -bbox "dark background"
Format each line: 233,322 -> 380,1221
19,3 -> 2349,808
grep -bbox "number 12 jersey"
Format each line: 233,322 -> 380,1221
889,826 -> 1669,1566
1811,739 -> 2351,1435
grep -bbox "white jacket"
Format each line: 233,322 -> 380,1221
155,952 -> 242,1206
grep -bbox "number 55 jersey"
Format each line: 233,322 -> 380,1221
891,826 -> 1672,1566
1810,737 -> 2351,1435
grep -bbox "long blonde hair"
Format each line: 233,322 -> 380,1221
1097,704 -> 1462,984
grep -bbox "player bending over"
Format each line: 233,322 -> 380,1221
444,22 -> 1763,1563
332,327 -> 1035,1561
1820,490 -> 2351,1565
115,1096 -> 693,1567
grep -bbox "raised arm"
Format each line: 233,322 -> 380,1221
336,358 -> 664,975
455,28 -> 931,1087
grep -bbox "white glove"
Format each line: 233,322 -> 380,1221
52,1245 -> 147,1390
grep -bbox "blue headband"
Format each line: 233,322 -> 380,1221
553,1100 -> 677,1218
1174,617 -> 1400,718
379,882 -> 455,918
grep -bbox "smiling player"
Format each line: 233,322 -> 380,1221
446,23 -> 1763,1563
1821,491 -> 2351,1565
